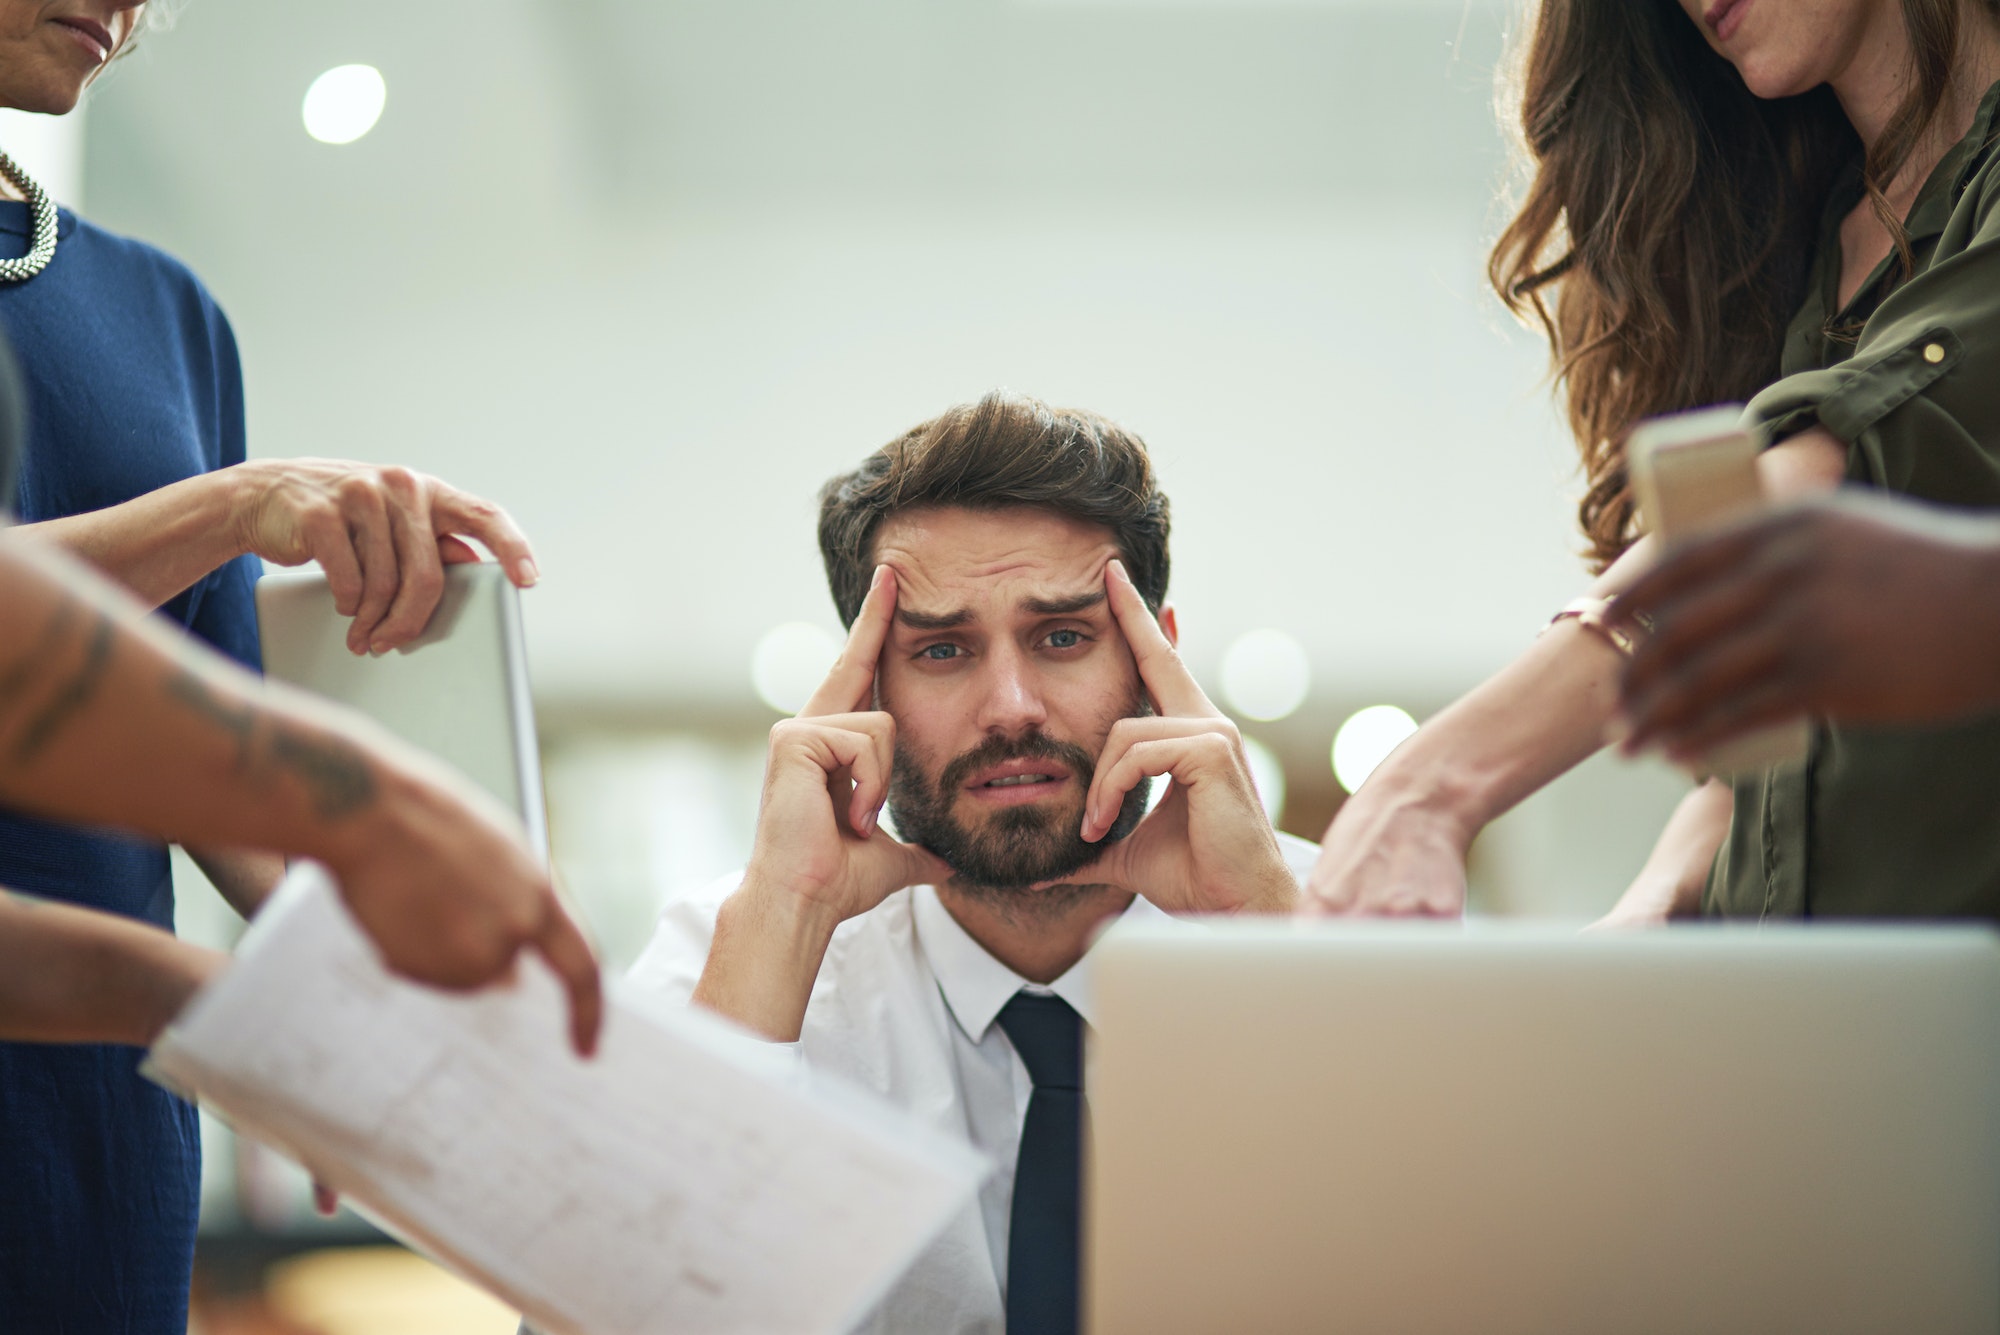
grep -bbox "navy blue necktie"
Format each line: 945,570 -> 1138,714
997,991 -> 1087,1335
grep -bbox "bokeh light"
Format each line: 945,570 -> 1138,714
1219,628 -> 1311,721
1331,704 -> 1418,794
302,65 -> 387,145
750,622 -> 841,714
1241,734 -> 1288,823
1138,734 -> 1286,822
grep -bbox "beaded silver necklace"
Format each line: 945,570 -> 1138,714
0,147 -> 56,283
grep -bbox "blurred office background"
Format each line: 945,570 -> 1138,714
5,0 -> 1693,1327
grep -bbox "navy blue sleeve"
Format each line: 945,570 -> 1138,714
191,551 -> 263,672
180,292 -> 262,672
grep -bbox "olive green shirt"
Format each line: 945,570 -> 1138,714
1708,78 -> 2000,920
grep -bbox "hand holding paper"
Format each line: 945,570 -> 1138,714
146,864 -> 985,1335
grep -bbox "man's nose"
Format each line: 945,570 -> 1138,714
975,644 -> 1049,734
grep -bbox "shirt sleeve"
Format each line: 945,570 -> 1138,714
187,553 -> 263,671
182,292 -> 262,670
1743,163 -> 2000,506
625,871 -> 806,1079
625,871 -> 739,1005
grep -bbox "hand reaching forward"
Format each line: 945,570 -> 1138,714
232,458 -> 540,657
1298,793 -> 1469,918
1069,561 -> 1297,916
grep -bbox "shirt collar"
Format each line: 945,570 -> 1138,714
1815,76 -> 2000,330
1905,75 -> 2000,244
911,883 -> 1173,1040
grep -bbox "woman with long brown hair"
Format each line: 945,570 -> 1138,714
1305,0 -> 2000,922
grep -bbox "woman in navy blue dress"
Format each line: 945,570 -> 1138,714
0,4 -> 552,1328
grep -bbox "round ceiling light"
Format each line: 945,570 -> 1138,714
1219,628 -> 1312,722
302,65 -> 387,145
1331,704 -> 1418,794
751,622 -> 842,715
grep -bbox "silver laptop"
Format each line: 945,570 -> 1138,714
1087,922 -> 2000,1335
255,564 -> 547,858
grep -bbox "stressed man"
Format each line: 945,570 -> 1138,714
629,392 -> 1313,1335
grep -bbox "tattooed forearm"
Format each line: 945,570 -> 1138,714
9,610 -> 114,763
165,666 -> 257,770
267,726 -> 377,819
0,596 -> 77,705
162,663 -> 378,820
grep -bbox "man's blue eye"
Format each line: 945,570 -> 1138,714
1048,629 -> 1083,649
922,643 -> 959,661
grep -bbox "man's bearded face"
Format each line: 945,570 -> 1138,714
888,708 -> 1152,906
870,505 -> 1165,914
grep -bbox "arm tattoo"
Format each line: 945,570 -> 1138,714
164,666 -> 378,820
165,666 -> 256,770
0,603 -> 115,765
266,726 -> 377,819
0,597 -> 75,702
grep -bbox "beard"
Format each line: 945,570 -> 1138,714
887,712 -> 1152,914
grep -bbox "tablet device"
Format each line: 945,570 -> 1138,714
255,564 -> 548,859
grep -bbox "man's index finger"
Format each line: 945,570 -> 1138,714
802,565 -> 897,718
1106,559 -> 1212,718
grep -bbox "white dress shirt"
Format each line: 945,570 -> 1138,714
626,833 -> 1320,1335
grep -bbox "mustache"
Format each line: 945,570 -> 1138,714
935,730 -> 1097,794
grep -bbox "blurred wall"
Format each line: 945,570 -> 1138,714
79,0 -> 1692,933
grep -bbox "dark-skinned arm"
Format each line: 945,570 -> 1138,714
1609,490 -> 2000,759
0,891 -> 224,1046
0,535 -> 602,1055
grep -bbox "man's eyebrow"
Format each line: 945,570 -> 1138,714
893,590 -> 1106,630
896,607 -> 972,631
1022,590 -> 1107,617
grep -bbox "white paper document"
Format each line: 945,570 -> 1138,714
145,865 -> 986,1335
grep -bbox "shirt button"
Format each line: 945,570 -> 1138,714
1924,342 -> 1947,364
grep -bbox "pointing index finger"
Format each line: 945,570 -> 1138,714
801,565 -> 898,718
1106,559 -> 1215,719
536,903 -> 605,1058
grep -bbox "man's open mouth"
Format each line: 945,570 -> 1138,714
961,758 -> 1075,801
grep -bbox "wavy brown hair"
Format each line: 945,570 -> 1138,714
1491,0 -> 1989,570
818,390 -> 1171,627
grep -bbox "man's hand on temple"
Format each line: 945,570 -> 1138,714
740,565 -> 952,919
696,566 -> 949,1040
1073,561 -> 1296,915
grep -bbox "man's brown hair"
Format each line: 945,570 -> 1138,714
818,390 -> 1171,627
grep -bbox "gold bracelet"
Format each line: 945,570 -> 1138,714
1542,596 -> 1639,656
